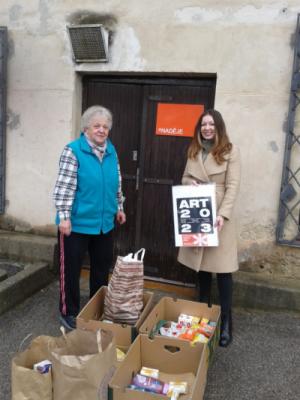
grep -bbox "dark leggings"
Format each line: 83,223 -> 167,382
198,271 -> 233,315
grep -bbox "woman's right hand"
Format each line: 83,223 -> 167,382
59,219 -> 72,236
215,215 -> 225,232
191,179 -> 200,186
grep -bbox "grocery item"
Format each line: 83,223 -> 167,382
116,348 -> 126,362
179,328 -> 197,341
151,314 -> 217,344
33,360 -> 52,374
159,321 -> 185,338
191,332 -> 209,345
140,367 -> 160,379
131,374 -> 169,395
167,381 -> 188,400
178,314 -> 200,328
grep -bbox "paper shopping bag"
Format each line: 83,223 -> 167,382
51,328 -> 116,400
11,335 -> 63,400
104,248 -> 145,325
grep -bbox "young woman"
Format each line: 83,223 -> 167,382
178,109 -> 241,347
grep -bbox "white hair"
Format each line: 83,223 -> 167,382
80,105 -> 113,131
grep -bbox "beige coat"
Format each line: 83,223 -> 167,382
177,144 -> 241,273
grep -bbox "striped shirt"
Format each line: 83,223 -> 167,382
53,145 -> 124,221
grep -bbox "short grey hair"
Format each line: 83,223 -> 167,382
80,105 -> 113,131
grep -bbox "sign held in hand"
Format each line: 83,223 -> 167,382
172,184 -> 219,247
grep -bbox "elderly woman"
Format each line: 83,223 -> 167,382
53,105 -> 126,330
178,109 -> 241,347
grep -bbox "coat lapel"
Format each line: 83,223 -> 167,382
185,151 -> 209,183
204,152 -> 228,175
185,151 -> 228,182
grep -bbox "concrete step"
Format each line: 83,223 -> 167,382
232,271 -> 300,312
0,261 -> 54,315
0,229 -> 299,313
80,268 -> 300,312
0,269 -> 8,282
0,230 -> 57,268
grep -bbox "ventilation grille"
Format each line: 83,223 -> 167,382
67,24 -> 108,63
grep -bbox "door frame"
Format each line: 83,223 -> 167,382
82,73 -> 217,285
82,72 -> 217,91
0,27 -> 7,214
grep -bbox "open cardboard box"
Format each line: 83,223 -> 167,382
138,296 -> 221,367
77,286 -> 154,348
108,334 -> 208,400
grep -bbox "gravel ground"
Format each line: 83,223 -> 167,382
1,280 -> 299,400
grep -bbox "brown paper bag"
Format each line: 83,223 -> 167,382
51,328 -> 116,400
11,335 -> 64,400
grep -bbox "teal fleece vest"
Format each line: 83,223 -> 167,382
62,133 -> 119,234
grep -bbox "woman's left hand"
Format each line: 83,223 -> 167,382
215,215 -> 224,232
116,211 -> 126,225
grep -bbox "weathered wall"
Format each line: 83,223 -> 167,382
0,1 -> 299,279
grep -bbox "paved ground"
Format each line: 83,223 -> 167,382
1,279 -> 300,400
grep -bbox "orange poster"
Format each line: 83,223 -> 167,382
155,103 -> 204,137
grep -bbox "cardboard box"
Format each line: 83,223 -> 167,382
77,286 -> 154,348
138,296 -> 221,367
108,334 -> 208,400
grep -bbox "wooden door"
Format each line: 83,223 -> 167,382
82,76 -> 216,284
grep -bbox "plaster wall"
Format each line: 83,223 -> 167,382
0,1 -> 299,278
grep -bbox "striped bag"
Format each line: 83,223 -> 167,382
103,249 -> 145,325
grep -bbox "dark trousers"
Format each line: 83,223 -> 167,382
58,230 -> 114,316
198,271 -> 233,315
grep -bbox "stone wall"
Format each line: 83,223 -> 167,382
0,1 -> 299,278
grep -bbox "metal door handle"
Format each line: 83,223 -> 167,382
136,168 -> 140,190
132,150 -> 138,161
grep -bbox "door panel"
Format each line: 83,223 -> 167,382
137,85 -> 214,282
82,76 -> 216,284
82,79 -> 143,256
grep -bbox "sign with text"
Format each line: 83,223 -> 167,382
172,184 -> 218,247
155,103 -> 204,137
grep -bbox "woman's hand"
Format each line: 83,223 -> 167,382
116,211 -> 126,225
191,179 -> 200,186
215,215 -> 225,232
59,219 -> 72,236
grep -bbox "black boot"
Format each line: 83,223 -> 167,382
198,271 -> 212,307
217,273 -> 233,347
219,311 -> 232,347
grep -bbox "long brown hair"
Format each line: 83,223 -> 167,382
187,109 -> 232,164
